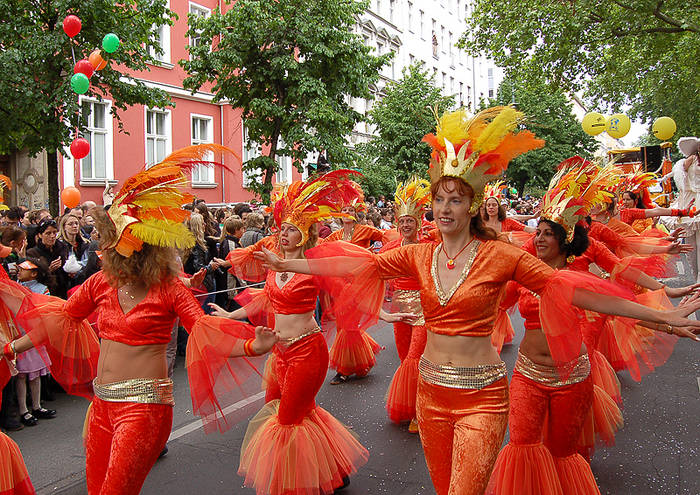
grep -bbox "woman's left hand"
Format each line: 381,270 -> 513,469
664,283 -> 700,299
253,326 -> 279,354
379,309 -> 420,324
253,247 -> 285,272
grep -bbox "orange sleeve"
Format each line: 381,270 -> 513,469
226,235 -> 278,282
512,249 -> 554,294
373,243 -> 421,280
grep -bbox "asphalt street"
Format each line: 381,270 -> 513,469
7,270 -> 700,495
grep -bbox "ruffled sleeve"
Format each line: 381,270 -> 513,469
502,217 -> 526,232
620,208 -> 647,224
0,274 -> 101,399
164,279 -> 264,433
226,235 -> 278,283
306,241 -> 419,332
235,287 -> 275,328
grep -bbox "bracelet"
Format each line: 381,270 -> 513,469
243,338 -> 259,357
2,341 -> 16,362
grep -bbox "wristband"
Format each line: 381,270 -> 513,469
3,341 -> 16,362
671,209 -> 683,217
243,338 -> 259,357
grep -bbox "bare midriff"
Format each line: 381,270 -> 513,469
273,311 -> 319,341
96,340 -> 168,384
424,332 -> 502,367
520,328 -> 586,367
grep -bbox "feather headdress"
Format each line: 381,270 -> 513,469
484,180 -> 507,201
616,166 -> 658,208
106,144 -> 233,257
541,157 -> 620,241
0,175 -> 11,211
273,170 -> 363,247
422,106 -> 545,213
394,177 -> 431,221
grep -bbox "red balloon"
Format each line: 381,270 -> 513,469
74,59 -> 94,79
62,15 -> 82,38
61,186 -> 81,209
70,137 -> 90,160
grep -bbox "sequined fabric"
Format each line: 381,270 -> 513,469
514,353 -> 590,388
416,376 -> 509,495
93,377 -> 174,405
393,290 -> 425,326
419,357 -> 508,390
85,396 -> 173,495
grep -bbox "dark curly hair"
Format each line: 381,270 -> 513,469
538,219 -> 589,258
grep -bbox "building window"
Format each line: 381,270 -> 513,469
148,0 -> 171,64
441,72 -> 446,90
389,0 -> 395,22
488,67 -> 495,99
419,10 -> 424,39
145,109 -> 171,167
242,124 -> 263,188
376,0 -> 382,15
459,82 -> 464,106
275,138 -> 292,184
449,31 -> 454,64
80,99 -> 112,181
188,3 -> 211,60
441,26 -> 445,53
408,2 -> 413,31
191,115 -> 215,184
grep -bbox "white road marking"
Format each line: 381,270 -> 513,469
697,377 -> 700,397
168,391 -> 265,442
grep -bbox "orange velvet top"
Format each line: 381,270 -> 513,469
501,217 -> 527,232
588,220 -> 625,253
620,208 -> 654,233
607,217 -> 639,237
322,224 -> 384,249
264,271 -> 318,314
63,271 -> 204,346
372,239 -> 553,336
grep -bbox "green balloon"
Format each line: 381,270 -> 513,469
102,33 -> 120,53
70,73 -> 90,94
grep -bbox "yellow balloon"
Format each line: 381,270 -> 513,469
652,117 -> 676,141
582,112 -> 607,136
606,113 -> 631,139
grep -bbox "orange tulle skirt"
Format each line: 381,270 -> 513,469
238,400 -> 368,495
386,326 -> 427,423
0,433 -> 35,495
328,329 -> 382,376
486,443 -> 562,495
490,310 -> 515,354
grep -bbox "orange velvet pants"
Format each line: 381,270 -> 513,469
416,376 -> 509,495
85,397 -> 172,495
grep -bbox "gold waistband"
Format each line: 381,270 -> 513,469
93,378 -> 174,406
418,356 -> 507,390
393,290 -> 425,326
514,352 -> 590,387
277,327 -> 321,349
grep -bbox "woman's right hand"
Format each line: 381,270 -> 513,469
208,302 -> 232,319
49,258 -> 62,272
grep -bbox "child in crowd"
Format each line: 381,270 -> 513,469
15,258 -> 57,426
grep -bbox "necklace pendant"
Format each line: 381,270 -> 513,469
280,272 -> 289,282
446,259 -> 456,270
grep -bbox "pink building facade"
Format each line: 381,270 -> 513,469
59,0 -> 302,208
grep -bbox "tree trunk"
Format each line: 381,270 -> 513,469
47,150 -> 60,216
262,120 -> 282,203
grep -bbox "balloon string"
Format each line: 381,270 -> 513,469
70,42 -> 77,65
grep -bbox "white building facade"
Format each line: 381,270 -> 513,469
350,0 -> 504,146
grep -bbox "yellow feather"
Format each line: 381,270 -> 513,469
130,220 -> 195,249
473,107 -> 522,153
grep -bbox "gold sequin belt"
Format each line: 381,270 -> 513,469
277,327 -> 321,349
93,378 -> 174,406
418,356 -> 507,390
393,290 -> 425,326
514,352 -> 590,387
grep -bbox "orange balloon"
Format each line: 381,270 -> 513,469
89,49 -> 107,71
61,186 -> 81,209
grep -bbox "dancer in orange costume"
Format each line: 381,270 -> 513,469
0,278 -> 35,495
321,183 -> 385,384
255,108 -> 700,495
213,171 -> 413,495
481,180 -> 535,236
487,159 -> 700,495
379,178 -> 431,433
0,146 -> 278,495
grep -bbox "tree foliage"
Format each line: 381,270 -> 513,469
356,63 -> 454,196
461,0 -> 700,137
0,0 -> 174,212
483,76 -> 598,195
182,0 -> 388,201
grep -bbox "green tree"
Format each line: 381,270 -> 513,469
182,0 -> 389,201
483,76 -> 598,194
0,0 -> 174,213
461,0 -> 700,137
356,63 -> 454,196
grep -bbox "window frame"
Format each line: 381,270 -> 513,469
144,107 -> 172,168
190,113 -> 216,186
188,2 -> 212,61
75,96 -> 114,186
